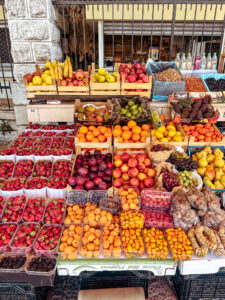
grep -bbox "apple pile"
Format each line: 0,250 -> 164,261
34,225 -> 61,254
33,161 -> 52,177
58,69 -> 89,88
52,160 -> 72,178
11,223 -> 40,253
22,198 -> 45,222
14,160 -> 34,178
44,198 -> 66,225
113,152 -> 155,190
69,150 -> 112,190
119,63 -> 150,91
2,195 -> 26,222
47,177 -> 68,189
1,178 -> 26,191
24,177 -> 48,190
0,161 -> 14,179
0,223 -> 18,252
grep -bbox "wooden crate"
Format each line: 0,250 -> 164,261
188,124 -> 225,146
57,66 -> 91,95
24,78 -> 57,99
151,124 -> 188,147
27,103 -> 75,123
74,99 -> 113,126
90,63 -> 120,95
114,136 -> 151,150
75,136 -> 112,150
213,102 -> 225,122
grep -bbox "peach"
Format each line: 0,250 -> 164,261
144,177 -> 154,188
129,178 -> 139,187
145,168 -> 156,178
122,173 -> 130,182
137,163 -> 145,173
113,178 -> 123,188
113,168 -> 122,179
128,167 -> 138,178
144,158 -> 151,167
121,163 -> 129,173
114,159 -> 123,168
137,173 -> 147,181
128,158 -> 138,168
136,153 -> 145,163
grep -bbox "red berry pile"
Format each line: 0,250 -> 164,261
12,138 -> 25,149
141,190 -> 172,210
0,161 -> 14,179
44,132 -> 56,137
143,210 -> 174,228
47,177 -> 68,189
24,177 -> 48,190
44,198 -> 66,224
23,138 -> 39,148
34,225 -> 61,254
0,149 -> 16,155
33,160 -> 52,177
51,137 -> 65,149
1,178 -> 26,191
22,198 -> 45,222
52,148 -> 72,156
16,149 -> 33,156
34,149 -> 52,156
2,195 -> 26,222
162,171 -> 181,192
31,131 -> 44,137
52,160 -> 72,178
0,223 -> 18,251
0,196 -> 6,215
64,137 -> 75,152
37,138 -> 52,149
14,160 -> 33,178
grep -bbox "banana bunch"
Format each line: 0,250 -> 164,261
151,110 -> 163,129
42,59 -> 63,81
63,56 -> 72,79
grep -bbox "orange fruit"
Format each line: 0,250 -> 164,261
104,130 -> 112,138
112,128 -> 121,137
140,130 -> 149,137
141,124 -> 150,131
93,129 -> 100,137
88,126 -> 96,132
114,125 -> 121,130
79,137 -> 86,143
79,126 -> 88,134
160,115 -> 165,122
127,120 -> 137,129
140,136 -> 147,143
122,131 -> 132,140
99,126 -> 107,134
98,135 -> 106,142
132,126 -> 141,134
132,133 -> 140,141
86,132 -> 94,141
92,138 -> 99,143
118,137 -> 123,143
122,126 -> 130,131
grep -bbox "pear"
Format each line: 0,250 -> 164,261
207,154 -> 215,163
203,177 -> 215,189
198,157 -> 208,167
196,152 -> 203,160
216,168 -> 224,181
197,167 -> 206,177
214,181 -> 224,189
192,154 -> 198,161
214,158 -> 225,168
86,105 -> 95,112
205,167 -> 216,181
97,75 -> 106,83
220,175 -> 225,188
214,148 -> 224,158
204,146 -> 212,155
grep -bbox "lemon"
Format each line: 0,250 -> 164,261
155,132 -> 163,139
41,73 -> 48,82
45,76 -> 52,85
167,125 -> 176,131
151,129 -> 156,136
176,131 -> 181,136
157,126 -> 166,133
32,76 -> 42,85
173,136 -> 183,142
168,130 -> 176,137
160,138 -> 168,142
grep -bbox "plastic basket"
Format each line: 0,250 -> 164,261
0,282 -> 35,300
173,268 -> 225,300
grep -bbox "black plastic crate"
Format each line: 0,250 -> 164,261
173,269 -> 225,300
80,271 -> 149,298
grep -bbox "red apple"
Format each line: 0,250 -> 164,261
122,173 -> 129,181
121,152 -> 130,162
129,178 -> 139,187
120,72 -> 128,80
113,178 -> 123,188
61,79 -> 67,86
144,158 -> 151,167
127,75 -> 136,83
145,168 -> 156,178
121,164 -> 129,173
75,71 -> 84,81
137,163 -> 145,173
144,177 -> 154,188
73,80 -> 78,86
128,158 -> 138,168
113,168 -> 122,179
137,173 -> 147,181
136,154 -> 145,163
67,82 -> 74,86
143,75 -> 149,83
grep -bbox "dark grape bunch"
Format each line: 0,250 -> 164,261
163,171 -> 181,192
151,145 -> 170,152
167,153 -> 198,171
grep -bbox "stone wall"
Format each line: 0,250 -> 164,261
5,0 -> 63,125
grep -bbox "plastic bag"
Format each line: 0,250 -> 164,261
186,186 -> 207,214
173,209 -> 200,230
170,189 -> 191,211
202,186 -> 221,212
202,210 -> 225,228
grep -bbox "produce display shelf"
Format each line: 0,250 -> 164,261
178,253 -> 225,275
57,258 -> 177,276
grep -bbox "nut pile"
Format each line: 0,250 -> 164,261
154,68 -> 183,82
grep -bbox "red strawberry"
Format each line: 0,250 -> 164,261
22,197 -> 45,222
33,160 -> 52,177
47,177 -> 68,189
2,195 -> 26,222
52,160 -> 72,178
34,225 -> 61,254
1,178 -> 25,191
14,160 -> 33,178
0,161 -> 14,179
44,198 -> 65,224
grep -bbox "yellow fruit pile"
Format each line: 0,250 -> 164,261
151,124 -> 184,142
93,67 -> 119,83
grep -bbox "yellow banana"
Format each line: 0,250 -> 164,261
58,63 -> 63,80
49,64 -> 55,79
67,56 -> 73,78
53,60 -> 57,68
54,64 -> 58,81
63,58 -> 68,78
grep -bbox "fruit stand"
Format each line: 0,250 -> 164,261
2,56 -> 225,299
